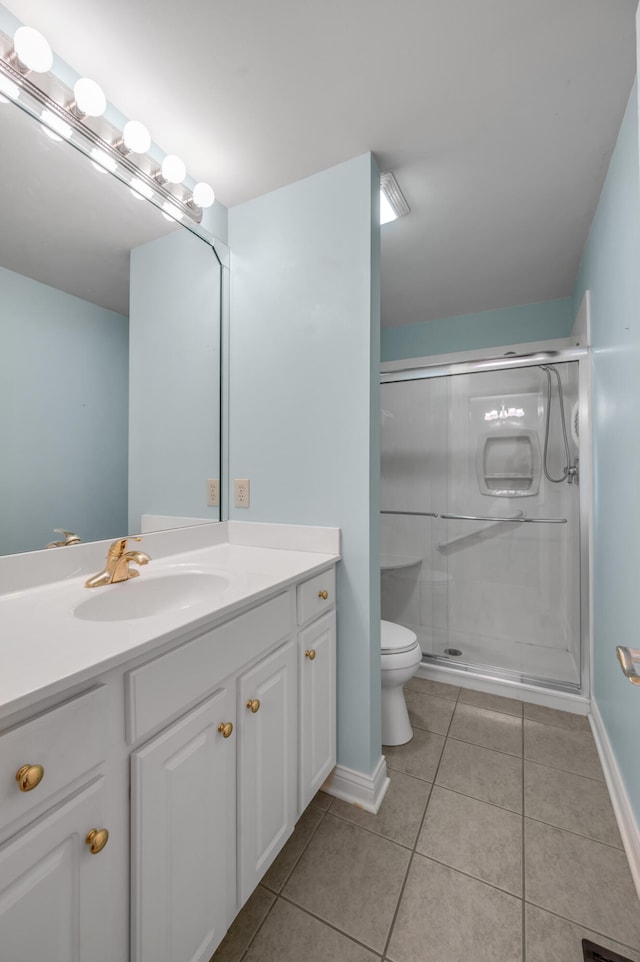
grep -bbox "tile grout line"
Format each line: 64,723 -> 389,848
234,802 -> 330,962
380,684 -> 462,961
276,892 -> 385,959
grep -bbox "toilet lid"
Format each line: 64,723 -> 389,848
381,620 -> 419,654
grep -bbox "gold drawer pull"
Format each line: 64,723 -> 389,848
218,722 -> 233,738
318,590 -> 329,600
305,649 -> 316,660
246,698 -> 261,713
85,828 -> 109,854
16,764 -> 45,792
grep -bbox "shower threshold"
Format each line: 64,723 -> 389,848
422,652 -> 581,694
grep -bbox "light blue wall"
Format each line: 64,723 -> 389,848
129,228 -> 221,529
228,153 -> 382,777
573,80 -> 640,824
381,297 -> 573,361
0,265 -> 128,554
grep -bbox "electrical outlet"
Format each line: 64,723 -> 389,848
234,478 -> 250,508
206,479 -> 220,507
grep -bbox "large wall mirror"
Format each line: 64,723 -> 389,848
0,83 -> 223,557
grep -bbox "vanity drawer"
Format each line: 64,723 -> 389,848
296,568 -> 336,626
0,686 -> 108,834
126,591 -> 291,744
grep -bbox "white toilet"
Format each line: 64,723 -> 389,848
381,620 -> 422,746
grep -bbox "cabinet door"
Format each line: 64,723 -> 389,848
237,639 -> 297,906
0,777 -> 120,962
299,611 -> 337,812
131,687 -> 235,962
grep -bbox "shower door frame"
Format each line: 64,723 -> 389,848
380,345 -> 592,698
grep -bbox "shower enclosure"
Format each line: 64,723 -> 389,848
380,349 -> 588,694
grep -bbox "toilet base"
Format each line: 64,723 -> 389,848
381,684 -> 414,746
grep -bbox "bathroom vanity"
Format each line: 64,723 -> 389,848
0,522 -> 339,962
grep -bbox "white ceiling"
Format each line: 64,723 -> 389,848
2,0 -> 637,327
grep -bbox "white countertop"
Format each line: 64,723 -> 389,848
0,522 -> 340,719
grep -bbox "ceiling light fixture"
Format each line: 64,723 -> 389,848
380,171 -> 410,225
0,24 -> 215,224
116,120 -> 152,155
10,26 -> 53,74
69,77 -> 106,118
40,108 -> 72,141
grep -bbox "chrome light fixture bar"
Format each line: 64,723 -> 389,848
380,170 -> 410,225
0,27 -> 215,224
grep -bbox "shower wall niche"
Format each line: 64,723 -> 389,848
381,360 -> 581,690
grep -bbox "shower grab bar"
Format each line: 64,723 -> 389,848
438,511 -> 524,550
440,514 -> 567,524
380,510 -> 438,517
616,647 -> 640,686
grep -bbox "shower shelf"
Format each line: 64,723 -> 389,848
380,555 -> 423,571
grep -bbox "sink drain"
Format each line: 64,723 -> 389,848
444,648 -> 463,657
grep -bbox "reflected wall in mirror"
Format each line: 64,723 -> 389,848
0,93 -> 222,557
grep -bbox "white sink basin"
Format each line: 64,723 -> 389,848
74,571 -> 230,622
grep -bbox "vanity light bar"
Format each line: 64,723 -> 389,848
0,28 -> 215,224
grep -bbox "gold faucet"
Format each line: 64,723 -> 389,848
84,537 -> 151,588
47,529 -> 82,548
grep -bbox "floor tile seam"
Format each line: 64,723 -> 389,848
405,689 -> 460,708
380,755 -> 440,959
522,755 -> 606,784
523,715 -> 592,734
522,813 -> 626,852
446,732 -> 523,758
415,851 -> 525,900
430,779 -> 524,816
264,804 -> 329,895
522,897 -> 640,954
459,699 -> 524,718
324,806 -> 417,852
276,892 -> 384,958
406,719 -> 453,737
385,761 -> 436,784
235,889 -> 281,962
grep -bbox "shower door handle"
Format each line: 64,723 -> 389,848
616,647 -> 640,685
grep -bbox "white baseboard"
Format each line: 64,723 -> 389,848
322,755 -> 390,814
590,698 -> 640,900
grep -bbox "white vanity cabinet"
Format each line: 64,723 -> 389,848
131,686 -> 236,962
0,554 -> 338,962
297,569 -> 337,812
237,637 -> 297,906
0,686 -> 126,962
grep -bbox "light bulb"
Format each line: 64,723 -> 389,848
162,200 -> 183,222
73,78 -> 106,117
0,75 -> 20,100
160,154 -> 186,184
130,177 -> 153,200
41,109 -> 72,140
90,148 -> 117,173
123,120 -> 151,154
192,182 -> 215,208
13,26 -> 53,73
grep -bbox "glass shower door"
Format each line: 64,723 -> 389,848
381,359 -> 582,691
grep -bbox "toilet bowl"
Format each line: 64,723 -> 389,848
381,620 -> 422,746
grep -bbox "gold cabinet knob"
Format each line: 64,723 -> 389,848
318,590 -> 329,600
305,649 -> 316,660
85,828 -> 109,854
246,698 -> 261,713
217,722 -> 233,738
15,764 -> 45,792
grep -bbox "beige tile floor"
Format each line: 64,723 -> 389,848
211,678 -> 640,962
